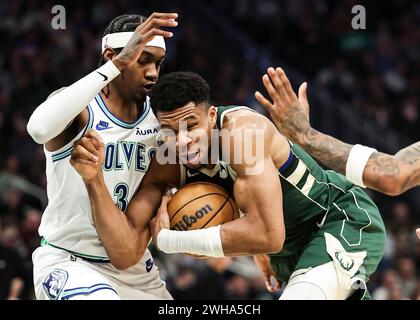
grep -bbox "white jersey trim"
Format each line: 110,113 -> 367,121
95,94 -> 151,129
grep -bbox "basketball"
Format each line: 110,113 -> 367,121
168,182 -> 240,231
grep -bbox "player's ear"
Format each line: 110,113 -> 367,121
102,48 -> 118,63
208,105 -> 217,128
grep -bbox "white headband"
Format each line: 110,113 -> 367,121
101,32 -> 166,53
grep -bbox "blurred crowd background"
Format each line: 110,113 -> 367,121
0,0 -> 419,300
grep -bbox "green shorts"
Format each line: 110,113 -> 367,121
269,187 -> 386,300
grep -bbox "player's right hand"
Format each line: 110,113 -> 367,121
70,129 -> 105,183
254,254 -> 282,293
255,67 -> 310,145
112,12 -> 178,71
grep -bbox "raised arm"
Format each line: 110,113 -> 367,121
256,67 -> 420,196
70,130 -> 179,270
27,12 -> 177,149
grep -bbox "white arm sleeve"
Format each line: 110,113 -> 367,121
27,60 -> 120,144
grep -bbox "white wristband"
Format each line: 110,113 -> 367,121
346,144 -> 377,188
157,225 -> 225,257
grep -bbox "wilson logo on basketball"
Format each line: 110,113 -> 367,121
172,204 -> 213,231
168,183 -> 239,232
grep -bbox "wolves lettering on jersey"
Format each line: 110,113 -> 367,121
39,94 -> 159,262
103,141 -> 157,172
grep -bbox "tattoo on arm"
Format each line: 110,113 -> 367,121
396,141 -> 420,165
363,142 -> 420,195
276,99 -> 310,145
276,98 -> 352,174
287,94 -> 420,195
301,128 -> 353,174
363,152 -> 400,193
395,141 -> 420,192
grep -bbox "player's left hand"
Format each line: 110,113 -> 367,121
255,67 -> 310,145
416,228 -> 420,240
254,254 -> 282,293
150,194 -> 171,248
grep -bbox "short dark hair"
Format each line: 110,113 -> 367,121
99,14 -> 147,66
150,71 -> 210,113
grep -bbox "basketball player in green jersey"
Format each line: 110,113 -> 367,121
255,67 -> 420,238
70,71 -> 386,300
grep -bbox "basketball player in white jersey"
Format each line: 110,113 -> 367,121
26,13 -> 178,300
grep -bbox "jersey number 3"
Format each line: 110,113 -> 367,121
114,183 -> 129,212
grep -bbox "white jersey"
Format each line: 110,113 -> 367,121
39,93 -> 159,260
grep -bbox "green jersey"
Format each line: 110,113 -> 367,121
179,106 -> 385,296
181,106 -> 364,253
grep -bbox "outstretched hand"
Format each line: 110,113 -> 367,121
255,67 -> 311,145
